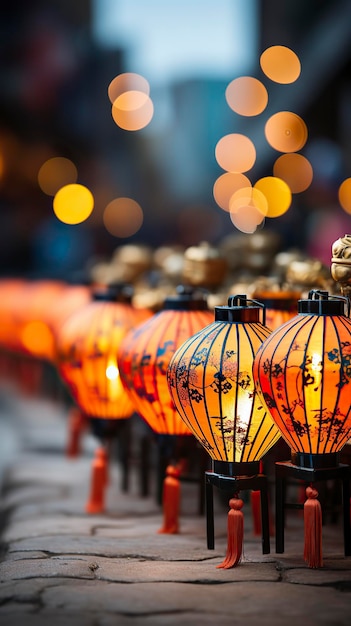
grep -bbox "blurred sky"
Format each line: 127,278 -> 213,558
1,0 -> 351,277
92,0 -> 258,86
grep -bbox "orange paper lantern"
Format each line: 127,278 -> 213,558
118,286 -> 213,435
167,295 -> 280,566
253,290 -> 351,464
57,285 -> 151,420
167,295 -> 280,465
253,290 -> 351,567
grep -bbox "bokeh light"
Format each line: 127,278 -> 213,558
112,94 -> 154,131
215,133 -> 256,172
213,172 -> 251,211
225,76 -> 268,116
260,45 -> 301,84
229,186 -> 268,216
254,176 -> 292,218
338,178 -> 351,214
114,90 -> 150,111
53,183 -> 94,224
230,204 -> 265,233
273,153 -> 313,193
107,72 -> 150,104
103,197 -> 143,237
265,111 -> 308,153
21,320 -> 55,361
38,157 -> 78,196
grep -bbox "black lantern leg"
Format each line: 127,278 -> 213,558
260,480 -> 270,555
342,473 -> 351,556
205,470 -> 270,555
275,471 -> 285,553
275,461 -> 351,557
205,478 -> 215,550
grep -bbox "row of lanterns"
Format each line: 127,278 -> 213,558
0,236 -> 350,569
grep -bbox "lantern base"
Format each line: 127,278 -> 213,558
290,451 -> 339,469
205,464 -> 270,555
275,460 -> 351,556
212,460 -> 260,478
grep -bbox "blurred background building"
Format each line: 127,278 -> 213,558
1,0 -> 351,279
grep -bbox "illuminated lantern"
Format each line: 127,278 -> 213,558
118,286 -> 213,435
253,290 -> 351,567
57,285 -> 149,420
167,295 -> 280,567
48,282 -> 92,457
118,286 -> 214,532
49,283 -> 92,351
57,283 -> 151,513
16,280 -> 66,363
8,279 -> 66,395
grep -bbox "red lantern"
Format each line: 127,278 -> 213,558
57,286 -> 150,420
118,286 -> 214,532
56,284 -> 151,513
253,290 -> 351,567
118,286 -> 213,436
167,295 -> 280,566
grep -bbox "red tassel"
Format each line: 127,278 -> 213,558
217,495 -> 244,569
304,485 -> 323,568
85,447 -> 108,514
158,465 -> 181,534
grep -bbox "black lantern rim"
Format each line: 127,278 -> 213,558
215,294 -> 266,324
291,451 -> 340,469
163,285 -> 209,311
298,290 -> 348,316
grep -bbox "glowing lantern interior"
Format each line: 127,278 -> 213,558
118,288 -> 214,435
167,296 -> 280,462
57,288 -> 151,419
253,291 -> 351,458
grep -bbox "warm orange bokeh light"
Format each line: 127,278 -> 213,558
230,204 -> 265,233
112,95 -> 154,131
338,178 -> 351,214
21,321 -> 55,361
254,176 -> 292,218
103,197 -> 143,237
260,45 -> 301,84
229,186 -> 268,216
213,172 -> 251,211
225,76 -> 268,116
53,183 -> 94,224
114,90 -> 149,111
273,153 -> 313,193
215,134 -> 256,173
107,72 -> 150,104
38,157 -> 78,196
265,111 -> 308,153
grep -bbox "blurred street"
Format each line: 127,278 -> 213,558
0,380 -> 351,626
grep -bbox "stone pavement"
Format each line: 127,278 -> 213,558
0,383 -> 351,626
